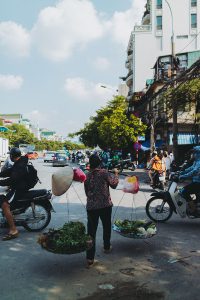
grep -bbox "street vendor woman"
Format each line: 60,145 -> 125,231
84,154 -> 119,267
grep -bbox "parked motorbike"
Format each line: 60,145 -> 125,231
105,159 -> 124,173
122,159 -> 136,172
0,187 -> 54,232
146,172 -> 200,222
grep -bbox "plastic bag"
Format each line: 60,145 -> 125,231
123,176 -> 139,194
73,168 -> 86,182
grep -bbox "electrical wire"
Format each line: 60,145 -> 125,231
179,30 -> 200,53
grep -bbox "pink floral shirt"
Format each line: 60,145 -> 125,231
84,168 -> 119,210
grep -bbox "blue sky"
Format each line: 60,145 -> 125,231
0,0 -> 145,136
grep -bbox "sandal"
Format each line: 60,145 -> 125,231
2,232 -> 19,241
86,259 -> 94,268
103,245 -> 113,254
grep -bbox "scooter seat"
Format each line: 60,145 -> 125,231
18,189 -> 48,201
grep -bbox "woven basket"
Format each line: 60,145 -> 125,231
38,233 -> 93,255
112,224 -> 157,239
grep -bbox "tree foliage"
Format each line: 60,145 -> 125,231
0,123 -> 84,150
70,96 -> 147,149
0,124 -> 36,146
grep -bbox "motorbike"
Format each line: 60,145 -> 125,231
103,158 -> 136,174
105,159 -> 124,173
0,187 -> 54,232
122,158 -> 136,172
145,172 -> 200,222
151,170 -> 166,190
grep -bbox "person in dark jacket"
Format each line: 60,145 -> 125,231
84,154 -> 119,267
0,147 -> 30,240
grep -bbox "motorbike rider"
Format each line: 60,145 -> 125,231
179,146 -> 200,207
100,150 -> 109,168
0,147 -> 30,240
148,150 -> 166,188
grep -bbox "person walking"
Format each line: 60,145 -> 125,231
84,154 -> 119,267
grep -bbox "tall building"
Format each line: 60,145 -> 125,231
124,0 -> 200,104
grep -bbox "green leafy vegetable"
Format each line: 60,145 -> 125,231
38,222 -> 92,254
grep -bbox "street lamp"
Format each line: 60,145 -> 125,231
164,0 -> 175,58
164,0 -> 178,160
100,85 -> 118,93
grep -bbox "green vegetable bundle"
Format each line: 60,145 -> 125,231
113,219 -> 157,238
38,222 -> 93,254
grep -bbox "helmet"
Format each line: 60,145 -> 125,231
9,147 -> 21,158
193,146 -> 200,160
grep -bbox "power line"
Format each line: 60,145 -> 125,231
179,30 -> 200,53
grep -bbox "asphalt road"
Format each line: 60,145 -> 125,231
0,159 -> 200,300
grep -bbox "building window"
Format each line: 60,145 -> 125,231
156,16 -> 162,30
191,14 -> 197,28
177,35 -> 188,39
156,0 -> 162,9
191,0 -> 197,7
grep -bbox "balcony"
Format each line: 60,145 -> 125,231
134,25 -> 152,32
125,60 -> 130,69
126,71 -> 133,87
142,13 -> 150,25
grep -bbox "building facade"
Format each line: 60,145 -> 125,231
125,0 -> 200,105
0,113 -> 23,125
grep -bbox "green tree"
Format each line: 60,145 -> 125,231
71,96 -> 146,149
0,124 -> 36,146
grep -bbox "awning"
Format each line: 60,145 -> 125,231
169,133 -> 199,145
0,126 -> 9,132
141,140 -> 164,148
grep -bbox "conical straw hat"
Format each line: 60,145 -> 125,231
52,166 -> 73,196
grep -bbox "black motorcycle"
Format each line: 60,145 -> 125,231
151,170 -> 165,190
121,159 -> 136,171
0,187 -> 54,232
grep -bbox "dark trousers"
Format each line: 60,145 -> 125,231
0,189 -> 26,208
182,182 -> 200,201
86,206 -> 112,260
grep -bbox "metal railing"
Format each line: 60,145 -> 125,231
134,25 -> 152,32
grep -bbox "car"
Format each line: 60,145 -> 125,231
52,153 -> 69,167
44,151 -> 57,163
25,152 -> 38,160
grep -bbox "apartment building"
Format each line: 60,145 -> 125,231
124,0 -> 200,105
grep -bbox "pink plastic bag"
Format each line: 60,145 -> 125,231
73,168 -> 86,182
123,176 -> 139,194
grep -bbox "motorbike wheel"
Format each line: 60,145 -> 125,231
146,197 -> 173,222
130,164 -> 136,172
23,204 -> 51,232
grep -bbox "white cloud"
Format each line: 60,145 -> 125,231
64,77 -> 117,103
0,74 -> 23,90
108,0 -> 146,47
25,110 -> 49,126
0,1 -> 146,61
0,21 -> 30,57
93,57 -> 110,71
32,0 -> 105,61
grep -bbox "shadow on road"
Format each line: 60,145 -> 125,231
1,203 -> 200,300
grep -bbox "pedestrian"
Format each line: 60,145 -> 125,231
163,151 -> 171,178
84,154 -> 119,268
